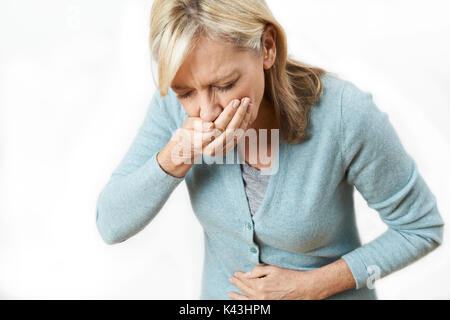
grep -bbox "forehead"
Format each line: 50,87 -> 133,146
172,36 -> 248,88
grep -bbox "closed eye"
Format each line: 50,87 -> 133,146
178,91 -> 193,99
177,78 -> 238,100
216,81 -> 236,92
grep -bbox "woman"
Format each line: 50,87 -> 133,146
96,0 -> 444,300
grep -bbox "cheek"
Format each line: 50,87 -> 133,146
235,84 -> 263,109
179,100 -> 199,117
235,80 -> 264,122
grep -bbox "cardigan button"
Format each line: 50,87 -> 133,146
246,222 -> 252,230
250,247 -> 257,254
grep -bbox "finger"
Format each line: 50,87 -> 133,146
190,117 -> 216,133
220,128 -> 245,156
201,97 -> 251,156
215,124 -> 246,156
245,265 -> 272,279
228,291 -> 249,300
239,101 -> 253,131
232,103 -> 253,147
203,97 -> 249,156
188,131 -> 220,159
202,129 -> 226,156
193,128 -> 221,146
197,128 -> 224,156
226,97 -> 250,130
233,271 -> 257,287
182,117 -> 216,135
229,276 -> 256,297
171,127 -> 215,162
177,118 -> 219,154
213,99 -> 241,132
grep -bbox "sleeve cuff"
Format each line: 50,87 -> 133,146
341,250 -> 370,290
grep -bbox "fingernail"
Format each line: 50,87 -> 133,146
203,122 -> 213,130
232,99 -> 240,109
242,98 -> 250,108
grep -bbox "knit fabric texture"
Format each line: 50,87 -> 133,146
96,73 -> 444,299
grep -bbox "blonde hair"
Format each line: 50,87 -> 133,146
149,0 -> 326,144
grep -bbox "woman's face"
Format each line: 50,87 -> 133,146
171,28 -> 276,127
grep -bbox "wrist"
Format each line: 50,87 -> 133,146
291,269 -> 328,300
157,144 -> 193,178
306,259 -> 356,300
306,268 -> 335,300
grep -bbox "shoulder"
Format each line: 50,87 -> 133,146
318,72 -> 347,100
318,72 -> 372,110
306,73 -> 350,132
308,72 -> 351,123
317,73 -> 384,131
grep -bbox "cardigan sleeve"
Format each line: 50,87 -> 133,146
95,91 -> 185,244
339,81 -> 444,290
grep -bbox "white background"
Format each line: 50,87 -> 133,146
0,0 -> 449,299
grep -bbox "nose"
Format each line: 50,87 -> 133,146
199,93 -> 222,122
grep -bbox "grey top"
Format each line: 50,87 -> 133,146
240,161 -> 271,216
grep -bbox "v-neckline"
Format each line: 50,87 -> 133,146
229,136 -> 286,223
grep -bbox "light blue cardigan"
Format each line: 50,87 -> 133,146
96,73 -> 444,299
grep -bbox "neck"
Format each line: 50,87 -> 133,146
243,96 -> 279,170
249,96 -> 279,132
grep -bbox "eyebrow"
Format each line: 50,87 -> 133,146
172,70 -> 238,90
